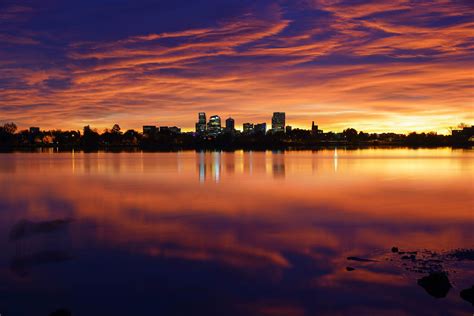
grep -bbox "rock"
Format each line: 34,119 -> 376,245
460,286 -> 474,306
346,266 -> 355,271
448,249 -> 474,261
346,256 -> 377,262
417,272 -> 452,298
391,247 -> 399,253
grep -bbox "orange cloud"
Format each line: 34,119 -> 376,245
0,1 -> 472,133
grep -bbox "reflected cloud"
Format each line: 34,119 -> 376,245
0,150 -> 472,314
10,250 -> 72,277
1,151 -> 472,271
9,218 -> 72,241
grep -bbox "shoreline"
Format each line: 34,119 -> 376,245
1,144 -> 472,153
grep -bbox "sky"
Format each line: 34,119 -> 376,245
0,0 -> 472,133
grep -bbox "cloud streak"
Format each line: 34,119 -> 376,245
0,0 -> 472,133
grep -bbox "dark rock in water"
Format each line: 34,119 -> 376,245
417,272 -> 452,298
401,255 -> 416,260
50,309 -> 71,316
347,256 -> 377,262
460,286 -> 474,306
448,249 -> 474,261
391,247 -> 399,253
346,266 -> 355,271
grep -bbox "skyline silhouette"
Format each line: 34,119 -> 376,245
1,112 -> 473,149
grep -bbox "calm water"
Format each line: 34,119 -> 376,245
0,149 -> 473,316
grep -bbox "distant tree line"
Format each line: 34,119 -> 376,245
0,122 -> 472,150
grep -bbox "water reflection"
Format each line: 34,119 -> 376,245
197,151 -> 290,182
0,149 -> 472,315
9,219 -> 73,277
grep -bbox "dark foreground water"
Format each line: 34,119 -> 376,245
0,149 -> 473,316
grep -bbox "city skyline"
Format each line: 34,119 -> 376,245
0,1 -> 472,134
2,110 -> 472,150
1,109 -> 472,136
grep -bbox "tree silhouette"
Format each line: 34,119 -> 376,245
3,122 -> 17,134
343,128 -> 358,142
112,124 -> 121,134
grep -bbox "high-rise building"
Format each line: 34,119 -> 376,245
285,125 -> 292,133
225,117 -> 235,133
254,123 -> 266,135
199,112 -> 206,124
311,121 -> 319,136
243,123 -> 254,134
272,112 -> 285,132
207,115 -> 222,136
196,112 -> 207,134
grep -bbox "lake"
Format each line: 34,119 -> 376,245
0,149 -> 473,315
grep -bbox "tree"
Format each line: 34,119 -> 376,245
343,128 -> 358,142
82,125 -> 100,148
3,122 -> 17,134
112,124 -> 121,134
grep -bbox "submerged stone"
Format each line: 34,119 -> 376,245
417,272 -> 452,298
448,249 -> 474,261
346,256 -> 377,262
460,286 -> 474,306
401,254 -> 416,260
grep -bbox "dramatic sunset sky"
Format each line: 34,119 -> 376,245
0,0 -> 472,133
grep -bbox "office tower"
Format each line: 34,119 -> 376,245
225,117 -> 235,132
196,112 -> 207,134
285,125 -> 292,133
254,123 -> 267,135
311,121 -> 319,136
272,112 -> 285,132
29,127 -> 40,134
143,125 -> 157,135
199,112 -> 206,124
243,123 -> 254,134
159,126 -> 180,134
168,126 -> 181,134
207,115 -> 222,136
